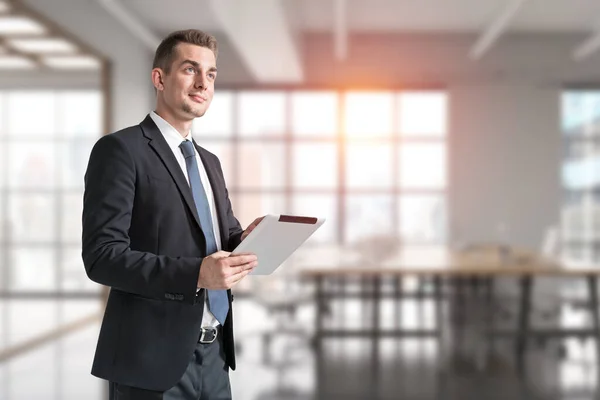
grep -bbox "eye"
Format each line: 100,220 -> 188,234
208,73 -> 216,79
185,66 -> 196,73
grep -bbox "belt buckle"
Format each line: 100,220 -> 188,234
199,327 -> 218,344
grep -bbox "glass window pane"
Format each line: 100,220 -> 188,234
8,91 -> 56,136
8,194 -> 55,242
345,195 -> 394,243
59,91 -> 102,137
62,246 -> 100,292
399,195 -> 447,243
293,143 -> 338,189
292,195 -> 337,244
230,193 -> 286,229
62,193 -> 82,244
0,194 -> 3,243
192,91 -> 233,137
562,92 -> 600,137
200,142 -> 233,186
561,193 -> 584,242
239,91 -> 286,137
0,143 -> 4,188
346,142 -> 393,189
0,92 -> 5,135
10,247 -> 57,291
0,246 -> 4,289
344,92 -> 393,138
237,143 -> 285,189
398,92 -> 447,137
399,143 -> 446,189
60,138 -> 95,189
292,91 -> 337,137
562,158 -> 600,191
8,141 -> 56,189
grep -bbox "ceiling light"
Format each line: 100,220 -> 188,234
0,16 -> 45,35
43,55 -> 100,69
0,55 -> 36,69
8,38 -> 77,53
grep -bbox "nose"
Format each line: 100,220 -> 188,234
194,74 -> 207,90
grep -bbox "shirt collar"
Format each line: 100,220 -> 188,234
149,111 -> 193,149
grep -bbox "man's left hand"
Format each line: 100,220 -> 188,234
241,216 -> 265,241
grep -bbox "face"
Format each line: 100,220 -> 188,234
152,43 -> 217,122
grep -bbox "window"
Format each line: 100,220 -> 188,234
0,90 -> 103,294
193,89 -> 449,246
561,91 -> 600,262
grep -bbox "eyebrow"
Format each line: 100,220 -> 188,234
179,59 -> 217,73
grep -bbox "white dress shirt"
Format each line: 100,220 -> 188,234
150,111 -> 221,328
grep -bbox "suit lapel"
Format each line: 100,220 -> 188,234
140,115 -> 202,230
194,141 -> 229,248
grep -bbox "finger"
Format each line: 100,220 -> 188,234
226,254 -> 257,266
227,268 -> 253,286
246,216 -> 264,230
251,216 -> 265,228
210,250 -> 231,259
226,260 -> 257,278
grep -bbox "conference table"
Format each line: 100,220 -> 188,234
297,245 -> 600,396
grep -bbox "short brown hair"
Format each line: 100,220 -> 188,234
152,29 -> 218,74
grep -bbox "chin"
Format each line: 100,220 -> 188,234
192,108 -> 207,118
182,104 -> 207,119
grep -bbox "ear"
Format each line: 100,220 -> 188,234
151,68 -> 165,91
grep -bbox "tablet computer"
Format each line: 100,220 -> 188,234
231,214 -> 325,275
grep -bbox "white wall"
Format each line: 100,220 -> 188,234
449,84 -> 561,248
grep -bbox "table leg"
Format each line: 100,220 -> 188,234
485,277 -> 495,365
455,277 -> 466,355
371,276 -> 381,399
586,275 -> 600,388
515,276 -> 533,378
315,276 -> 325,399
433,275 -> 446,399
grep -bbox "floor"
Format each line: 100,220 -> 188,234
0,288 -> 598,400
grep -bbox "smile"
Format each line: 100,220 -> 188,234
189,94 -> 206,103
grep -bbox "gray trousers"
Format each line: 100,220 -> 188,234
109,332 -> 231,400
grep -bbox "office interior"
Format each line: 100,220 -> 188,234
0,0 -> 600,399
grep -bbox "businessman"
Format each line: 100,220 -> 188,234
82,29 -> 263,399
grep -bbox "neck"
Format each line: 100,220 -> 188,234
154,105 -> 192,138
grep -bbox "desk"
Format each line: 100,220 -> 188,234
299,246 -> 600,396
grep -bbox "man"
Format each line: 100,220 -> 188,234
82,29 -> 262,399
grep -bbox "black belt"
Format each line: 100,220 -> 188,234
198,325 -> 221,344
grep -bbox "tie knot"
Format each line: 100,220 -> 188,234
179,140 -> 195,159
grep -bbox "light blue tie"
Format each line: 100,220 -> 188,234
179,140 -> 229,325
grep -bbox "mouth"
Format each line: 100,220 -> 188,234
189,94 -> 207,104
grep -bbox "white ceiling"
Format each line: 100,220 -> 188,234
122,0 -> 600,34
122,0 -> 221,34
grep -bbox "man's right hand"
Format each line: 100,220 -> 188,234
197,251 -> 257,290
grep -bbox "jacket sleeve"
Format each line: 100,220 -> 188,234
82,133 -> 201,304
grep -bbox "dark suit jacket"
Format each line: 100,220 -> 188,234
82,115 -> 243,391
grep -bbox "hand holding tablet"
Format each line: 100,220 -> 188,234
232,214 -> 326,275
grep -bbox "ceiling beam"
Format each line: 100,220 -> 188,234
469,0 -> 529,60
96,0 -> 160,50
334,0 -> 347,61
0,37 -> 42,67
208,0 -> 303,83
573,29 -> 600,61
